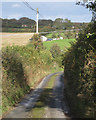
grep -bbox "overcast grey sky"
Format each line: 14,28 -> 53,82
1,1 -> 92,22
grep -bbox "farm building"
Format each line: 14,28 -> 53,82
41,36 -> 47,42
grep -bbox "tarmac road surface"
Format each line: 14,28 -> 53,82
3,72 -> 70,119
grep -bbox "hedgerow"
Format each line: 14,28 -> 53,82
63,22 -> 96,118
2,45 -> 53,113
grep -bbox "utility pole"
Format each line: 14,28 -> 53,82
36,8 -> 39,34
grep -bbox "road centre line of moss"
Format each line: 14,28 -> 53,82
27,73 -> 60,118
4,73 -> 61,118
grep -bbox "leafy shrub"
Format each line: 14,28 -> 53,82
50,43 -> 64,68
30,34 -> 43,50
2,47 -> 30,112
50,43 -> 61,58
63,22 -> 96,118
2,45 -> 54,113
64,31 -> 73,39
52,33 -> 57,38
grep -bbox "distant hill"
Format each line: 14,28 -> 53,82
39,19 -> 53,27
18,17 -> 36,27
1,17 -> 88,32
2,17 -> 36,28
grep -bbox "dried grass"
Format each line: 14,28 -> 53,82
1,32 -> 34,47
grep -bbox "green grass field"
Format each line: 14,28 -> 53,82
46,33 -> 64,38
46,33 -> 57,38
43,39 -> 76,50
45,31 -> 75,39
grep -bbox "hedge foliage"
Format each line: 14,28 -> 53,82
63,22 -> 96,118
2,45 -> 53,113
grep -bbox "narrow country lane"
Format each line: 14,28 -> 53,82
3,72 -> 70,119
44,73 -> 69,118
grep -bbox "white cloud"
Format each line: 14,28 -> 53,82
12,4 -> 20,8
7,13 -> 22,19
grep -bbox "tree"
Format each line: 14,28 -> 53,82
18,17 -> 36,27
30,34 -> 43,50
2,17 -> 36,28
65,31 -> 72,39
57,33 -> 60,38
53,18 -> 64,29
63,19 -> 72,29
39,19 -> 53,27
52,33 -> 56,38
53,18 -> 72,30
50,43 -> 61,58
76,0 -> 96,21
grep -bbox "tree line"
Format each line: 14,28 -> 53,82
1,17 -> 88,32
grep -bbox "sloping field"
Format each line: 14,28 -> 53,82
1,33 -> 34,47
43,39 -> 76,50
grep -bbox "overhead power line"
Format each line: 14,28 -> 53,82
22,0 -> 43,17
21,0 -> 45,33
23,0 -> 37,12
